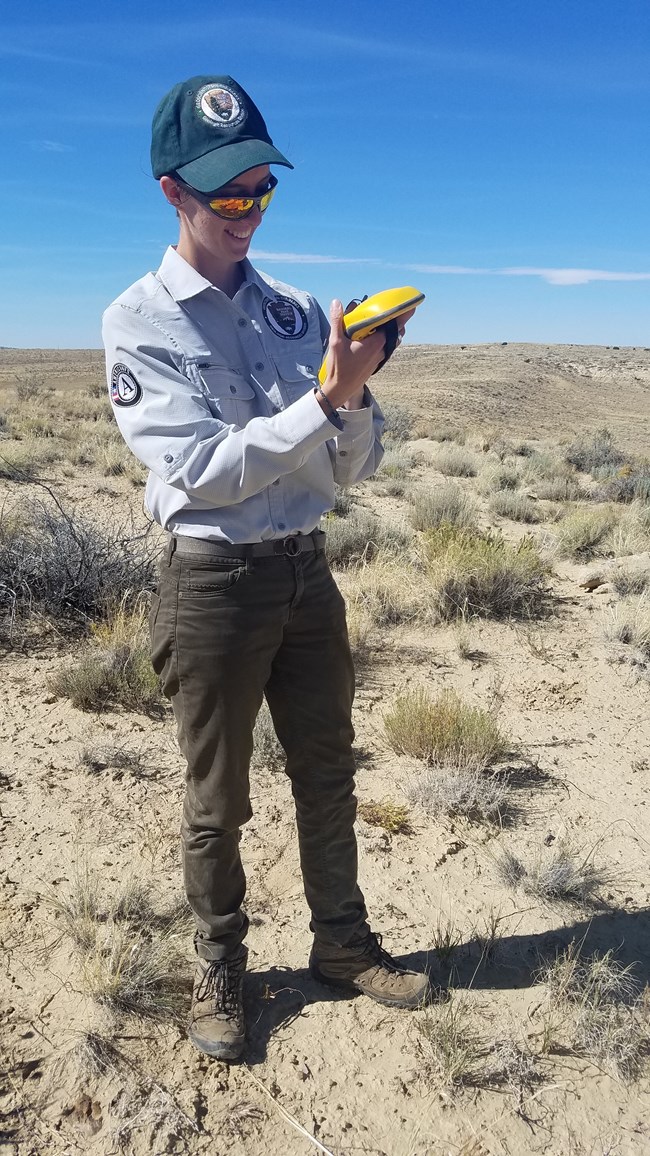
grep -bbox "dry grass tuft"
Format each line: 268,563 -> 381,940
535,943 -> 649,1080
337,550 -> 427,626
384,687 -> 509,768
81,924 -> 186,1019
42,861 -> 102,952
604,596 -> 650,659
495,840 -> 615,905
417,992 -> 484,1091
357,798 -> 413,834
421,525 -> 549,620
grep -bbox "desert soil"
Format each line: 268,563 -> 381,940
1,343 -> 649,1156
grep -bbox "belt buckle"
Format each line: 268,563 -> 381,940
283,535 -> 300,557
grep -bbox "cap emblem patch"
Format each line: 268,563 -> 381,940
110,363 -> 142,407
197,84 -> 245,129
262,296 -> 308,340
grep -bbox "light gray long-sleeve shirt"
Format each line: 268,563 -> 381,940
102,246 -> 384,542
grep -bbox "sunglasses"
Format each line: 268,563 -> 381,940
177,173 -> 278,220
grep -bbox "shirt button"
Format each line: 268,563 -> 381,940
278,522 -> 286,530
339,450 -> 348,457
255,361 -> 264,371
237,318 -> 247,328
272,405 -> 281,414
273,479 -> 280,486
306,365 -> 314,373
229,385 -> 237,394
164,454 -> 173,463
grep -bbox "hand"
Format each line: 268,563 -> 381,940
320,300 -> 388,409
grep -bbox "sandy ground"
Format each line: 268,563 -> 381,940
1,343 -> 649,1155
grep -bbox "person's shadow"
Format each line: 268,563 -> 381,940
242,907 -> 650,1063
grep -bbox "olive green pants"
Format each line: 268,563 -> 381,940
149,536 -> 369,961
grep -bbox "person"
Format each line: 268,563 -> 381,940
102,74 -> 431,1062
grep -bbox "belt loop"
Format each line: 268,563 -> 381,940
167,535 -> 177,566
245,545 -> 254,575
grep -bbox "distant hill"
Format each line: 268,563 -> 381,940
1,343 -> 648,453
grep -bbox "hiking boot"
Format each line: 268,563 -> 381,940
188,946 -> 247,1060
309,931 -> 432,1009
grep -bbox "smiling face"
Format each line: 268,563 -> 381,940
160,164 -> 273,293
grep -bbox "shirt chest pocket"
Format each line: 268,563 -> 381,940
273,354 -> 320,402
199,367 -> 256,427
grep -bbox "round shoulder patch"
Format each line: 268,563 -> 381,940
262,295 -> 308,340
111,363 -> 142,407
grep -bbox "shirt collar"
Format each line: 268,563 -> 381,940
157,246 -> 271,304
157,246 -> 213,302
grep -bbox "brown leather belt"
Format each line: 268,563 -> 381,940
171,529 -> 325,559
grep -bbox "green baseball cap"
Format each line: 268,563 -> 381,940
151,75 -> 293,192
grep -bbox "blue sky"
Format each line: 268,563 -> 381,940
2,0 -> 649,348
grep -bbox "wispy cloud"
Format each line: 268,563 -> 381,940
250,250 -> 379,265
501,267 -> 650,285
31,139 -> 74,153
253,250 -> 650,285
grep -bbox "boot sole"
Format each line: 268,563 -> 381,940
187,1026 -> 245,1061
309,961 -> 432,1009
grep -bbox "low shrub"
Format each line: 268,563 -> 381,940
565,428 -> 627,475
410,484 -> 476,532
488,492 -> 543,523
326,508 -> 411,568
422,524 -> 549,620
408,761 -> 510,822
384,687 -> 509,768
480,463 -> 522,493
381,402 -> 416,442
357,799 -> 413,834
377,444 -> 417,479
0,496 -> 160,643
432,445 -> 479,478
550,505 -> 619,558
50,601 -> 163,714
251,701 -> 285,772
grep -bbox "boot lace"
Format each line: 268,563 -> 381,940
195,957 -> 244,1016
358,931 -> 406,974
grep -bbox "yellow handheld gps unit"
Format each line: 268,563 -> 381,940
319,286 -> 425,384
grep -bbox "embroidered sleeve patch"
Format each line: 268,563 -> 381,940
111,363 -> 142,407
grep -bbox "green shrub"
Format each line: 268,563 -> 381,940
422,525 -> 549,620
384,687 -> 509,768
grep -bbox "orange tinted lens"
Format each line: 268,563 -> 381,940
208,196 -> 254,219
